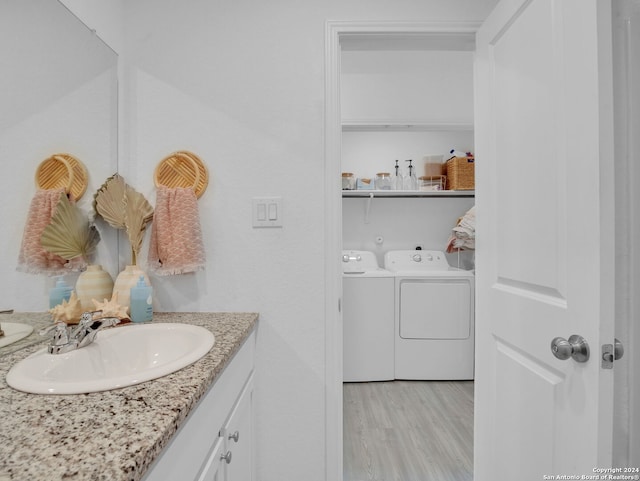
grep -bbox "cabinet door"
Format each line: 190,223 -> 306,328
196,435 -> 225,481
222,375 -> 254,481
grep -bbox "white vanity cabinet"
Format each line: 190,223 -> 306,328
143,331 -> 256,481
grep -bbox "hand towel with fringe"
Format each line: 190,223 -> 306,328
17,188 -> 69,275
148,186 -> 206,276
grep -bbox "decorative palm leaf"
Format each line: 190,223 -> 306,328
94,174 -> 126,230
41,194 -> 101,261
124,185 -> 154,265
93,174 -> 154,265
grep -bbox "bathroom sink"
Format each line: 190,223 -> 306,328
0,323 -> 34,348
6,323 -> 215,394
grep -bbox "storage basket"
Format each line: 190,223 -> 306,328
445,156 -> 475,190
418,175 -> 446,191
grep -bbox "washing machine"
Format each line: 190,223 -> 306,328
384,250 -> 475,380
342,250 -> 395,382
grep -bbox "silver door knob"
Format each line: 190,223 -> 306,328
228,430 -> 240,443
550,335 -> 590,362
220,450 -> 233,464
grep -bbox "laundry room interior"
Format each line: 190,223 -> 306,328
340,35 -> 476,268
340,31 -> 478,479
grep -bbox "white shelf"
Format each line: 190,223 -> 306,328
341,120 -> 474,132
342,190 -> 474,198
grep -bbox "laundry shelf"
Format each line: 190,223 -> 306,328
342,190 -> 474,198
341,120 -> 474,132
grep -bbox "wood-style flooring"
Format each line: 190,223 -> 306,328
343,380 -> 474,481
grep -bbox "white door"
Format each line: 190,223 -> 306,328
474,0 -> 616,479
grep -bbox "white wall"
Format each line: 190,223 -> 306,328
59,0 -> 124,54
341,49 -> 475,124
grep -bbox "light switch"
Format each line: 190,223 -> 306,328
257,203 -> 267,221
268,203 -> 278,221
252,197 -> 283,228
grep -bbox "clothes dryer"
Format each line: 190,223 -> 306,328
342,250 -> 394,382
384,250 -> 475,380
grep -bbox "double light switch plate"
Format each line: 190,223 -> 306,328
252,197 -> 283,228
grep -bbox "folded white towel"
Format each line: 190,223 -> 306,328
446,206 -> 476,252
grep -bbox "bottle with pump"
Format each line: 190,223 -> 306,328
393,160 -> 403,190
403,159 -> 418,190
49,276 -> 73,308
130,276 -> 153,323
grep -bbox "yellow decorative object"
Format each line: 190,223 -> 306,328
48,291 -> 83,324
92,291 -> 129,320
154,151 -> 209,198
35,153 -> 88,200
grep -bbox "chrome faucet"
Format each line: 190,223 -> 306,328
40,311 -> 121,354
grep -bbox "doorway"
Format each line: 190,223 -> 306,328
325,21 -> 481,481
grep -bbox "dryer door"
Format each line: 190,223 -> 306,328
399,278 -> 472,339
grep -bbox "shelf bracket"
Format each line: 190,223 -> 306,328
364,192 -> 374,223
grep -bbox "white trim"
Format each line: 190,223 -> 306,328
324,20 -> 482,480
324,20 -> 343,481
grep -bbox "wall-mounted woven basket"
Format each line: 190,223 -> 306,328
34,153 -> 88,200
154,151 -> 208,198
445,156 -> 475,190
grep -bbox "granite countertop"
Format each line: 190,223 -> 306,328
0,312 -> 258,481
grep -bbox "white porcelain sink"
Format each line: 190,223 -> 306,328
0,322 -> 34,348
6,323 -> 215,394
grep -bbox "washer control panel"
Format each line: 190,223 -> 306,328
384,250 -> 450,271
342,250 -> 380,273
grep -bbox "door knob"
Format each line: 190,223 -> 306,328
220,450 -> 233,464
550,335 -> 590,362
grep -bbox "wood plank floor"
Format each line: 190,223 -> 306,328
343,381 -> 474,481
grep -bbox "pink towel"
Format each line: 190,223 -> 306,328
17,189 -> 69,275
148,186 -> 206,276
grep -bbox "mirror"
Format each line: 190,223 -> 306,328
0,0 -> 118,353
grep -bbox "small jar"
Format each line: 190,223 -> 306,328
341,172 -> 355,190
375,172 -> 392,190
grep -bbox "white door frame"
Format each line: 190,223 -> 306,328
324,21 -> 481,480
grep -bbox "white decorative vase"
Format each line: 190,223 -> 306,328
112,265 -> 151,314
75,265 -> 114,312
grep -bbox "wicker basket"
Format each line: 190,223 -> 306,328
445,156 -> 475,190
